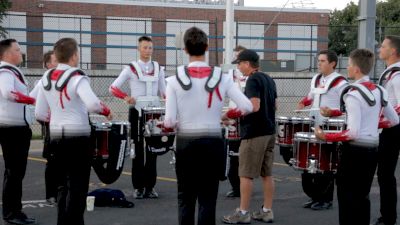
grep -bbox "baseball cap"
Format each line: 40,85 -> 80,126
231,49 -> 259,64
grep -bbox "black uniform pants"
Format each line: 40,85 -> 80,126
129,107 -> 158,190
336,143 -> 378,225
51,136 -> 92,225
42,122 -> 58,200
301,172 -> 334,203
0,126 -> 31,219
377,124 -> 400,225
175,135 -> 225,225
227,140 -> 240,193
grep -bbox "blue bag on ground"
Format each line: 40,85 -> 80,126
87,188 -> 134,208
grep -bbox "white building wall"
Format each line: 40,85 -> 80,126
43,13 -> 91,69
223,22 -> 264,62
166,20 -> 209,69
277,23 -> 317,60
106,17 -> 152,70
1,12 -> 27,66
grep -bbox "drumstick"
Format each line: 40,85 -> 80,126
294,108 -> 342,113
294,108 -> 320,113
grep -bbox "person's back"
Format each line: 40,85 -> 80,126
164,27 -> 252,225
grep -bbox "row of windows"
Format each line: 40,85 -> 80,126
1,12 -> 319,69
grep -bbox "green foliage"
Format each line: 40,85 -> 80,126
328,2 -> 358,56
0,0 -> 11,38
328,0 -> 400,56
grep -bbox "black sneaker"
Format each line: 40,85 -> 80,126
133,188 -> 145,199
373,217 -> 396,225
302,199 -> 315,208
4,212 -> 36,225
311,201 -> 332,210
144,188 -> 159,199
226,190 -> 240,198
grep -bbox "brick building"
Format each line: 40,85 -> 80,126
5,0 -> 330,69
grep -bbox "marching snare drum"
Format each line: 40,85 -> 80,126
276,116 -> 314,146
91,121 -> 131,184
225,118 -> 241,141
141,107 -> 175,155
322,118 -> 346,132
292,132 -> 339,173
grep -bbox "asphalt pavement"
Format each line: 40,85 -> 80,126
0,140 -> 398,225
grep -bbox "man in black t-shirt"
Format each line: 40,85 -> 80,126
223,49 -> 277,224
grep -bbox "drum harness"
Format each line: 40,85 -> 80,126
339,82 -> 388,147
0,64 -> 33,125
41,67 -> 87,137
310,73 -> 347,125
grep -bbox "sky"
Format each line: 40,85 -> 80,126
244,0 -> 356,10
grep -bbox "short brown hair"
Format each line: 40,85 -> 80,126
385,35 -> 400,57
184,27 -> 208,56
138,36 -> 152,43
0,39 -> 17,58
54,38 -> 78,63
234,45 -> 246,52
318,50 -> 338,69
43,50 -> 54,69
349,48 -> 375,75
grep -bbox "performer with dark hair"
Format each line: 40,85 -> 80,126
109,35 -> 166,199
164,27 -> 252,225
374,35 -> 400,225
316,48 -> 399,225
225,45 -> 247,198
0,39 -> 36,225
297,50 -> 348,210
30,50 -> 58,205
35,37 -> 112,225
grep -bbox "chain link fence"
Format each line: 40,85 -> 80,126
2,13 -> 399,136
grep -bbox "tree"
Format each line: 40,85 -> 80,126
0,0 -> 11,38
328,2 -> 358,56
328,0 -> 400,56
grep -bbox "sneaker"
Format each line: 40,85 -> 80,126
252,208 -> 274,223
302,199 -> 315,208
310,201 -> 332,210
144,188 -> 159,199
226,190 -> 240,198
373,217 -> 396,225
4,211 -> 36,225
222,208 -> 251,224
133,188 -> 145,199
46,197 -> 56,205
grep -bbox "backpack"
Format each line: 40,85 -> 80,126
87,188 -> 134,208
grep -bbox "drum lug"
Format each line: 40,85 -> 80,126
288,158 -> 296,166
130,144 -> 136,159
307,158 -> 318,174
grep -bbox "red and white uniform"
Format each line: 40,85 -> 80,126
378,61 -> 400,116
300,72 -> 348,125
29,80 -> 40,99
109,59 -> 166,111
35,63 -> 110,137
324,76 -> 399,143
164,61 -> 252,135
0,61 -> 35,126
